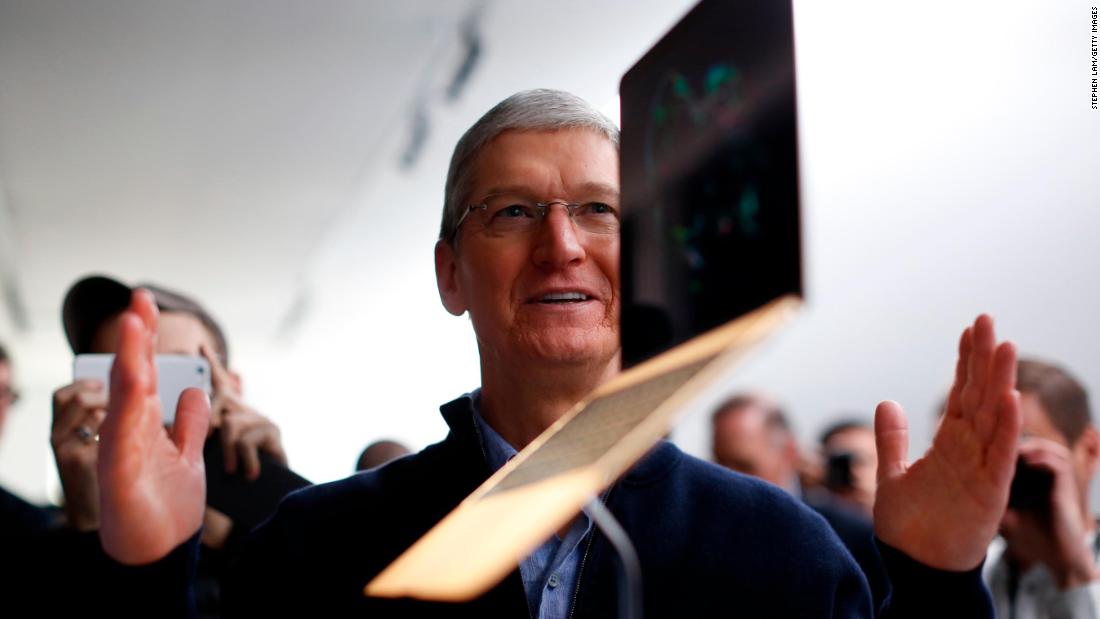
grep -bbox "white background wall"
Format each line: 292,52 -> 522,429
0,0 -> 1097,508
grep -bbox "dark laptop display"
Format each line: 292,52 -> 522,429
620,0 -> 802,366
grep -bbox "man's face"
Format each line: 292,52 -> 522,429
823,427 -> 878,499
713,406 -> 789,487
92,310 -> 221,359
437,128 -> 620,368
1019,391 -> 1096,500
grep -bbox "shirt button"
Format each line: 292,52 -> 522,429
548,573 -> 561,588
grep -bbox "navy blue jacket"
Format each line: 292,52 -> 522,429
130,394 -> 993,618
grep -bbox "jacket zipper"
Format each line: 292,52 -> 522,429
567,487 -> 612,619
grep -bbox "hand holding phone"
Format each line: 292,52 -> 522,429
51,378 -> 109,530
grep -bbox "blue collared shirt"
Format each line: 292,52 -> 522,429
470,390 -> 593,619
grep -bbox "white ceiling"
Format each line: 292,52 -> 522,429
0,0 -> 472,337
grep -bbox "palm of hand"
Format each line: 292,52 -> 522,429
98,291 -> 211,565
873,315 -> 1020,571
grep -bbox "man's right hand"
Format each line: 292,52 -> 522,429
98,290 -> 211,565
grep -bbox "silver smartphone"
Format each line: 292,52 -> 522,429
73,354 -> 212,424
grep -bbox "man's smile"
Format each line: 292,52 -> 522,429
525,286 -> 602,306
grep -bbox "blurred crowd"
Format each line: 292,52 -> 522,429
0,277 -> 410,617
711,358 -> 1099,617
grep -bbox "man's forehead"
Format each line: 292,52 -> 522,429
717,405 -> 768,428
472,129 -> 619,193
828,426 -> 873,439
480,180 -> 619,199
1019,391 -> 1066,441
157,312 -> 218,349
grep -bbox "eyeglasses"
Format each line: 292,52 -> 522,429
454,194 -> 621,239
0,387 -> 19,406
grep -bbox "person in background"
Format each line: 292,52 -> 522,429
712,393 -> 890,608
0,343 -> 59,544
711,393 -> 796,489
356,439 -> 412,472
984,358 -> 1100,618
819,417 -> 879,517
50,275 -> 290,618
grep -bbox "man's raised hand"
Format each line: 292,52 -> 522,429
873,314 -> 1021,570
98,290 -> 210,564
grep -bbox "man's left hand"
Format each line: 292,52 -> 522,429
873,314 -> 1021,571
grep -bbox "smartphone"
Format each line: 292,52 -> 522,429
824,452 -> 855,491
72,354 -> 211,424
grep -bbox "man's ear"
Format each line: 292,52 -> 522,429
229,370 -> 244,396
435,240 -> 467,316
1078,425 -> 1100,474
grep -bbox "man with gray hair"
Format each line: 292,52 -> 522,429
95,89 -> 1021,618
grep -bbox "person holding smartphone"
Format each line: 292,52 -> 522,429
47,275 -> 290,617
819,418 -> 879,518
983,358 -> 1100,618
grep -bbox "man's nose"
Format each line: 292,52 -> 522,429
531,206 -> 586,269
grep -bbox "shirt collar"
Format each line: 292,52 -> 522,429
469,388 -> 518,474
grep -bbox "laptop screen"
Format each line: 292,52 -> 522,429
620,0 -> 802,367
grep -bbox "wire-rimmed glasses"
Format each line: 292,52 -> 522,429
454,193 -> 621,239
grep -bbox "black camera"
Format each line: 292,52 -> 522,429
1007,457 -> 1053,511
824,452 -> 855,491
